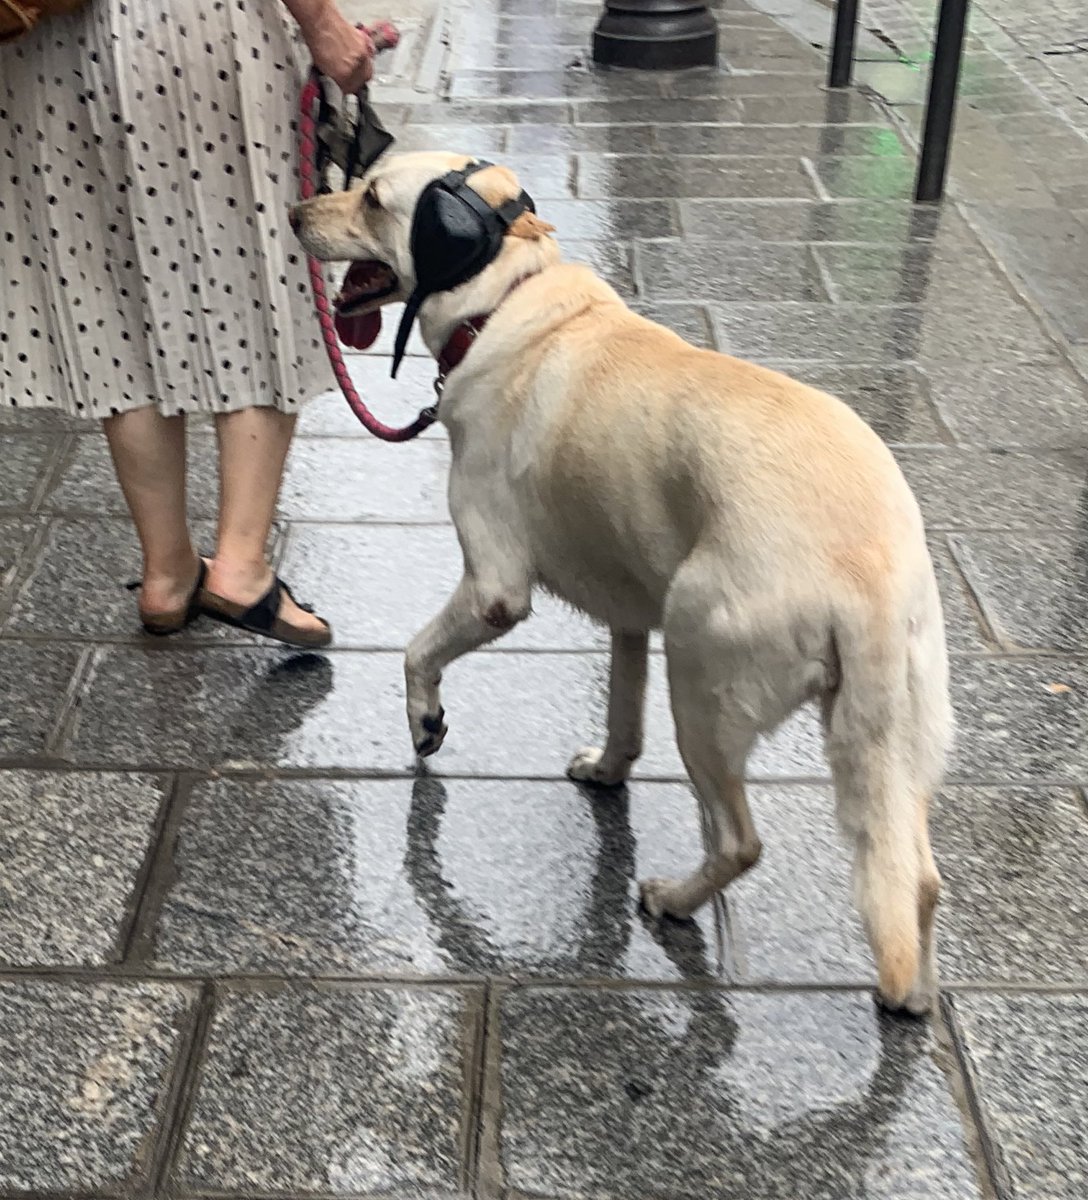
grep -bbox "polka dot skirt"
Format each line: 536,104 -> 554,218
0,1 -> 334,419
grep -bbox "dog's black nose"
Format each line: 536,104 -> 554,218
288,205 -> 302,234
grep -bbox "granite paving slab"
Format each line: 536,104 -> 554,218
632,303 -> 717,348
535,197 -> 681,240
635,240 -> 828,302
507,123 -> 656,153
737,94 -> 881,125
573,98 -> 745,126
928,538 -> 991,653
951,530 -> 1088,651
895,449 -> 1088,532
934,787 -> 1088,984
492,988 -> 984,1200
711,299 -> 1054,365
174,984 -> 473,1197
813,242 -> 1016,305
577,154 -> 819,200
0,979 -> 194,1194
449,69 -> 667,101
657,123 -> 907,157
0,641 -> 82,760
278,437 -> 451,523
951,993 -> 1088,1200
679,198 -> 959,243
0,515 -> 38,604
950,657 -> 1088,782
0,770 -> 167,968
729,785 -> 871,985
923,360 -> 1088,449
564,239 -> 637,297
148,777 -> 726,980
0,432 -> 58,513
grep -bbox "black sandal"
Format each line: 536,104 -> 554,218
126,560 -> 208,636
199,575 -> 333,649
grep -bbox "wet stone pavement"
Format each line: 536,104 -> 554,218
2,0 -> 1088,1197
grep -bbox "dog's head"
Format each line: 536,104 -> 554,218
289,152 -> 556,357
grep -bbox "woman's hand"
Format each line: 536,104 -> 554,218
286,0 -> 376,92
310,16 -> 374,92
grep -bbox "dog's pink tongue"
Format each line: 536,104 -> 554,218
334,309 -> 382,350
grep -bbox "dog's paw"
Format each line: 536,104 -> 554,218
411,707 -> 447,758
566,746 -> 629,788
876,986 -> 936,1019
639,877 -> 697,921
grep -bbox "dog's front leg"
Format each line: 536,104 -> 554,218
568,629 -> 649,786
405,570 -> 530,757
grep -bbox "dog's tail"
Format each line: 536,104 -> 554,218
824,568 -> 952,1006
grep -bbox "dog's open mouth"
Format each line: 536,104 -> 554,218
333,259 -> 399,350
335,259 -> 397,315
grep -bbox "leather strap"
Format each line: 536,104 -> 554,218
239,578 -> 284,634
437,316 -> 490,378
435,275 -> 534,385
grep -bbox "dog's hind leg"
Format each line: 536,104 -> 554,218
568,629 -> 649,786
640,749 -> 761,920
640,580 -> 765,919
825,728 -> 940,1016
914,794 -> 942,1014
823,587 -> 950,1015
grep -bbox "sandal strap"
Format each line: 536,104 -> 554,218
279,579 -> 316,614
237,576 -> 285,634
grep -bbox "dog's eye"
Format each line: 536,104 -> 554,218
364,185 -> 381,211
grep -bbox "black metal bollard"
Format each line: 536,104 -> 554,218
827,0 -> 859,88
592,0 -> 718,70
915,0 -> 971,202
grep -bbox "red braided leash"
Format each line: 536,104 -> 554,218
298,24 -> 436,442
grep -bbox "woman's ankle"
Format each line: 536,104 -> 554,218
137,548 -> 202,614
206,554 -> 274,601
141,546 -> 201,587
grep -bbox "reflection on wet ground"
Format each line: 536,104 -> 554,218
2,0 -> 1088,1196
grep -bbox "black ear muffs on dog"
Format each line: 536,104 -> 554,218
391,160 -> 536,377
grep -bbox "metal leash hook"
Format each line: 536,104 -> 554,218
299,22 -> 438,442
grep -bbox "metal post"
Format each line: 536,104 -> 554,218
915,0 -> 971,202
827,0 -> 859,89
592,0 -> 718,70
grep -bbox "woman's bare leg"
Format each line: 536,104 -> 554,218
207,406 -> 326,634
103,407 -> 200,617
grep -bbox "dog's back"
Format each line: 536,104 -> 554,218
463,265 -> 933,639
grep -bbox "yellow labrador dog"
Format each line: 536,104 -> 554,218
292,152 -> 952,1015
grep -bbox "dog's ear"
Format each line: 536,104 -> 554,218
507,211 -> 556,240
